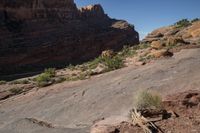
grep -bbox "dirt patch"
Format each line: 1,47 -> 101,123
91,90 -> 200,133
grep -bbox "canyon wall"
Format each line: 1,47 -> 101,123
0,0 -> 139,75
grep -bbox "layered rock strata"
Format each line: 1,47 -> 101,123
0,0 -> 139,75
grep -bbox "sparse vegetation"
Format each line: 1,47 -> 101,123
65,72 -> 90,81
0,80 -> 6,85
54,77 -> 66,84
21,79 -> 30,84
35,68 -> 56,87
68,53 -> 124,73
191,18 -> 200,23
118,45 -> 137,58
134,90 -> 163,110
10,79 -> 30,84
35,73 -> 52,87
174,19 -> 191,28
136,43 -> 150,49
138,54 -> 154,62
9,87 -> 23,95
44,68 -> 56,77
67,64 -> 76,70
101,56 -> 124,71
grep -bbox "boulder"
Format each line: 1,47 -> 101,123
151,40 -> 164,49
101,50 -> 115,58
149,49 -> 173,58
166,37 -> 185,46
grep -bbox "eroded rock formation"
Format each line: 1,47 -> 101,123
142,21 -> 200,45
0,0 -> 139,76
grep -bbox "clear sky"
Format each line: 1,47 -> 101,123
75,0 -> 200,39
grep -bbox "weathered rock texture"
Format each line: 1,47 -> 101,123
0,0 -> 139,75
142,21 -> 200,45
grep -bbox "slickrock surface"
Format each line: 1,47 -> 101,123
0,0 -> 139,76
0,48 -> 200,133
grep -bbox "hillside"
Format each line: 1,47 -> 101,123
0,1 -> 200,132
0,46 -> 200,132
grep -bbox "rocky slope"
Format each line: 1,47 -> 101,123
0,0 -> 139,76
142,20 -> 200,45
0,48 -> 200,133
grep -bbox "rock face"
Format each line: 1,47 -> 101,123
0,0 -> 139,75
142,21 -> 200,45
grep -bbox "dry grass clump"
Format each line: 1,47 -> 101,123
134,89 -> 163,110
130,90 -> 164,133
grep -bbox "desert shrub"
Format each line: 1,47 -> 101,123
9,87 -> 23,95
0,80 -> 6,85
82,54 -> 124,72
35,68 -> 56,87
100,56 -> 124,71
191,18 -> 200,23
138,54 -> 154,62
119,45 -> 137,57
175,19 -> 191,28
134,90 -> 163,110
87,57 -> 102,70
35,73 -> 52,87
44,68 -> 56,77
138,43 -> 150,49
67,64 -> 75,70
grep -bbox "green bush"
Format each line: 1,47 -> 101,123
89,56 -> 124,72
35,68 -> 56,87
44,68 -> 56,77
102,56 -> 124,71
81,54 -> 124,72
0,80 -> 6,85
134,90 -> 163,110
175,19 -> 191,28
35,73 -> 52,87
119,45 -> 137,58
191,18 -> 200,23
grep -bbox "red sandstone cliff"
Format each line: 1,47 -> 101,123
0,0 -> 139,75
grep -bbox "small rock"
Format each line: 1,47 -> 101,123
135,61 -> 146,66
101,50 -> 115,58
91,63 -> 107,75
166,37 -> 185,46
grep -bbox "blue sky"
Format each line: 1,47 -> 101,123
75,0 -> 200,39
